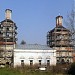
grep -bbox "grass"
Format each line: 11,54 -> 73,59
0,64 -> 69,75
0,68 -> 52,75
0,67 -> 65,75
0,68 -> 21,75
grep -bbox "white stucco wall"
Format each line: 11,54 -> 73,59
14,49 -> 56,67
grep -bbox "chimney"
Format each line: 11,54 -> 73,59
5,9 -> 12,19
56,15 -> 63,27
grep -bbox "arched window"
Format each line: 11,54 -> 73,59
21,60 -> 24,67
30,60 -> 33,66
29,56 -> 34,66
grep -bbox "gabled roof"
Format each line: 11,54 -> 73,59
15,44 -> 53,50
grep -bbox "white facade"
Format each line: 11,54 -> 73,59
14,44 -> 56,67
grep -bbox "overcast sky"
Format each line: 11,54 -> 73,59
0,0 -> 74,45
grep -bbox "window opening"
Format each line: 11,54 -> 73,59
30,60 -> 33,66
21,60 -> 24,67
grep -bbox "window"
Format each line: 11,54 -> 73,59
7,28 -> 9,31
9,33 -> 12,37
30,60 -> 33,66
47,60 -> 50,66
39,60 -> 41,66
57,60 -> 60,63
61,59 -> 65,64
21,60 -> 24,67
67,60 -> 69,63
6,33 -> 9,37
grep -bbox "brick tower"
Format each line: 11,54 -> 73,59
0,9 -> 17,66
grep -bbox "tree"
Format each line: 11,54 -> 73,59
67,62 -> 75,75
20,40 -> 26,45
65,9 -> 75,46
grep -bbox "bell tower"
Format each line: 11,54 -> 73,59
0,9 -> 17,66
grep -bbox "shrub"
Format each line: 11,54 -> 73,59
67,62 -> 75,75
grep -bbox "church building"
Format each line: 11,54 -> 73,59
14,44 -> 56,67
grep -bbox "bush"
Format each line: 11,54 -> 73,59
67,62 -> 75,75
50,65 -> 65,74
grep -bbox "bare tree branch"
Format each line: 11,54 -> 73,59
65,10 -> 75,46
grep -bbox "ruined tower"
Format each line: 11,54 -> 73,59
0,9 -> 17,65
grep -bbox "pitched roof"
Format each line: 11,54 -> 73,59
1,19 -> 14,23
15,44 -> 53,50
49,26 -> 70,33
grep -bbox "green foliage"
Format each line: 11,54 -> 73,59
0,67 -> 52,75
20,40 -> 26,45
0,64 -> 67,75
0,68 -> 21,75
